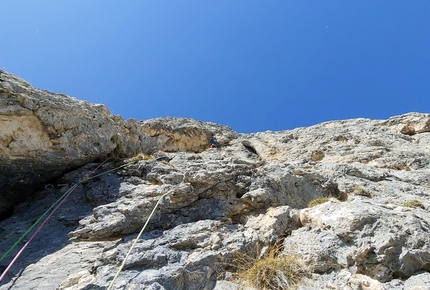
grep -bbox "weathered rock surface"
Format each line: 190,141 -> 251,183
141,117 -> 238,153
1,71 -> 430,289
0,70 -> 160,219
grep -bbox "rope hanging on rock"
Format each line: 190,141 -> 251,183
0,183 -> 78,266
0,158 -> 140,282
0,183 -> 79,282
107,190 -> 171,290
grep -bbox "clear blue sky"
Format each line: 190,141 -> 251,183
1,1 -> 429,133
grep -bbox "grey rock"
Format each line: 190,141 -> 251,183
286,198 -> 430,283
403,271 -> 430,290
2,71 -> 430,289
0,69 -> 159,218
141,117 -> 239,153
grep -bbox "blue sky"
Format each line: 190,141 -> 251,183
1,1 -> 429,133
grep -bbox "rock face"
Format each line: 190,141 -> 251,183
141,117 -> 238,153
0,70 -> 160,219
1,70 -> 430,289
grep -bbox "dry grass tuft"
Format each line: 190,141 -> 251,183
128,153 -> 154,163
402,199 -> 425,209
232,244 -> 309,290
308,197 -> 330,208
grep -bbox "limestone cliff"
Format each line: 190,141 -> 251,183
0,70 -> 159,219
0,70 -> 430,289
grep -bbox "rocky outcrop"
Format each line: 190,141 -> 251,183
140,117 -> 238,153
0,70 -> 160,219
1,70 -> 430,289
288,199 -> 430,280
